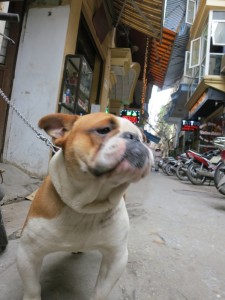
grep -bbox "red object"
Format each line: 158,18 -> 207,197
186,150 -> 209,167
221,150 -> 225,161
181,125 -> 199,131
121,115 -> 139,124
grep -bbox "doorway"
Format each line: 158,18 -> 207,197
0,1 -> 25,159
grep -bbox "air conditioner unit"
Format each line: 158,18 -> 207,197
220,54 -> 225,75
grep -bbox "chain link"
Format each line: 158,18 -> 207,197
0,88 -> 60,153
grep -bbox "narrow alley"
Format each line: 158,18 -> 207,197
0,167 -> 225,300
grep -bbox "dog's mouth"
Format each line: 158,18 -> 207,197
89,157 -> 125,177
89,143 -> 150,178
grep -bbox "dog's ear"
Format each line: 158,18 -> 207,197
38,113 -> 79,138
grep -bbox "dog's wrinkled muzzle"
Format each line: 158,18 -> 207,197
120,131 -> 150,169
123,140 -> 149,169
90,131 -> 151,178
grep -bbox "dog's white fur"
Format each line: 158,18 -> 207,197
17,113 -> 152,300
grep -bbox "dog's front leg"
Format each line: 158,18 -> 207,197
90,246 -> 128,300
17,244 -> 44,300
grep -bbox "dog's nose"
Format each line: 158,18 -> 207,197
124,142 -> 149,168
121,132 -> 140,141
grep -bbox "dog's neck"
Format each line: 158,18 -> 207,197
49,150 -> 128,214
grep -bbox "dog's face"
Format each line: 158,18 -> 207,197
39,112 -> 152,183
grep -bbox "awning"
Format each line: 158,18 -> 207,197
186,75 -> 225,110
144,130 -> 161,144
188,87 -> 225,119
185,75 -> 225,117
148,28 -> 176,87
113,0 -> 164,40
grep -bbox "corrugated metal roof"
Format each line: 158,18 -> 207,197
113,0 -> 164,40
164,0 -> 187,31
163,24 -> 190,89
147,0 -> 189,88
162,0 -> 189,89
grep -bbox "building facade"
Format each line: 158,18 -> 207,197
167,0 -> 225,153
0,0 -> 166,177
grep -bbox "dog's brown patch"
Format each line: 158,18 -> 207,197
24,176 -> 65,225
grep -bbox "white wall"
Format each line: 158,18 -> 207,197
3,6 -> 70,177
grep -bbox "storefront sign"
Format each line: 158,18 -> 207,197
181,120 -> 200,131
120,109 -> 141,124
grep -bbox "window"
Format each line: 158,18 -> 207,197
190,37 -> 201,68
186,0 -> 196,25
212,11 -> 225,20
184,51 -> 193,77
209,54 -> 223,75
211,11 -> 225,46
76,15 -> 103,104
212,21 -> 225,46
0,21 -> 10,65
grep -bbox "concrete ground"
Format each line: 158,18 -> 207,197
0,163 -> 225,300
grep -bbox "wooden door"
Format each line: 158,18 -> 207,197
0,1 -> 25,159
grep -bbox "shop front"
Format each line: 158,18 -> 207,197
2,0 -> 165,176
186,84 -> 225,151
2,1 -> 115,177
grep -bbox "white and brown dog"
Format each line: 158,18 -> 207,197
17,112 -> 152,300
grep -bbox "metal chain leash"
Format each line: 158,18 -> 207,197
0,88 -> 60,153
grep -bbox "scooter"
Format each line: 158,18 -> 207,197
164,157 -> 178,176
186,149 -> 221,185
175,153 -> 190,181
213,137 -> 225,195
161,157 -> 176,174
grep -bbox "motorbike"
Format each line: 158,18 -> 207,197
164,153 -> 189,177
160,157 -> 176,174
186,149 -> 221,185
176,150 -> 218,182
213,137 -> 225,195
164,157 -> 178,176
175,153 -> 190,181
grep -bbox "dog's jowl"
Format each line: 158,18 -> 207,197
17,112 -> 152,300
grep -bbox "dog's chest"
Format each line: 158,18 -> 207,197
25,201 -> 129,252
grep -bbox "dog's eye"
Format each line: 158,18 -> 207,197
96,127 -> 111,135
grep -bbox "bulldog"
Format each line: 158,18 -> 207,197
17,112 -> 152,300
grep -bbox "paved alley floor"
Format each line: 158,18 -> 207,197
1,169 -> 225,300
